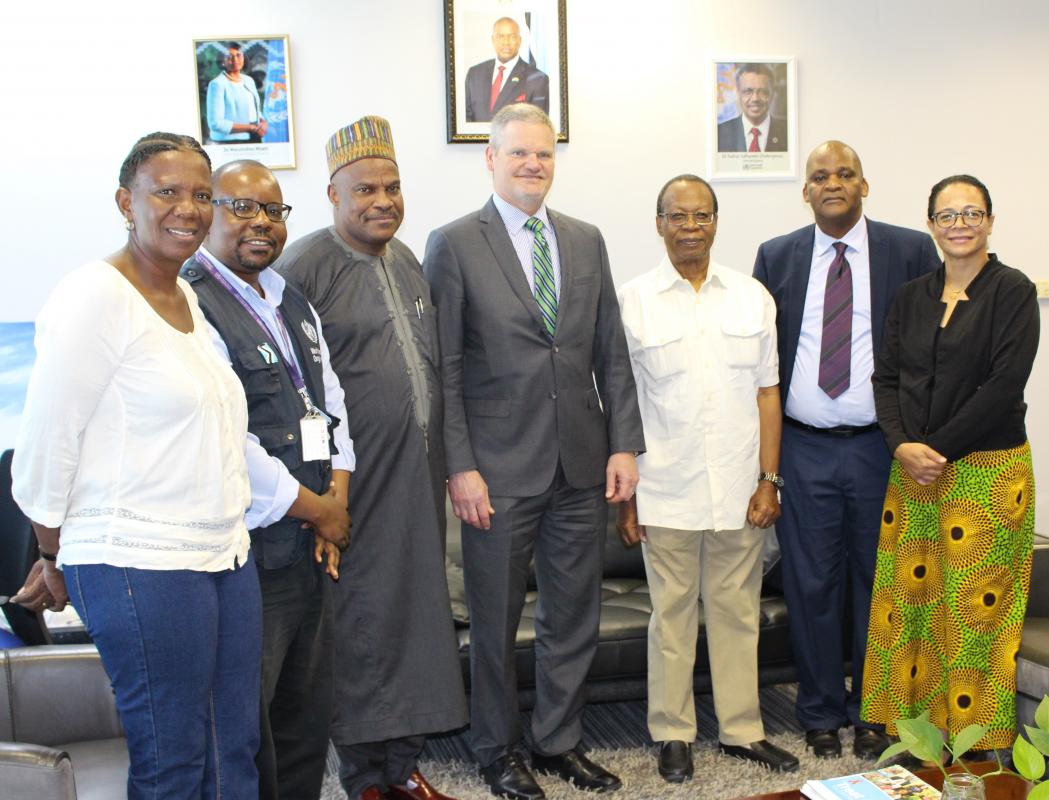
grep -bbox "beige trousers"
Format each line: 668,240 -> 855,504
643,523 -> 766,745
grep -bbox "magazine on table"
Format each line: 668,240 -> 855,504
801,764 -> 940,800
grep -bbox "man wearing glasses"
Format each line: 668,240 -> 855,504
181,159 -> 354,799
717,63 -> 787,153
617,174 -> 798,783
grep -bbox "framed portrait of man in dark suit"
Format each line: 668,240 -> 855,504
709,57 -> 797,181
444,0 -> 568,143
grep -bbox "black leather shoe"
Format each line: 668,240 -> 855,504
719,739 -> 800,773
532,748 -> 622,793
805,729 -> 842,758
658,740 -> 693,783
853,727 -> 892,760
480,754 -> 546,800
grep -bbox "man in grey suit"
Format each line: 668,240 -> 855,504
424,104 -> 645,800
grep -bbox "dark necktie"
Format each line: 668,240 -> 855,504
748,127 -> 761,152
525,217 -> 557,337
490,65 -> 505,113
818,242 -> 852,399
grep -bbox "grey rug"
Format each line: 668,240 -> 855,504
320,684 -> 889,799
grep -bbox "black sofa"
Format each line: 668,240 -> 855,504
443,502 -> 796,707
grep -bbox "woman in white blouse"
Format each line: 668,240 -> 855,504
12,132 -> 262,799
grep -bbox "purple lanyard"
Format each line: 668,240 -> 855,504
194,251 -> 320,416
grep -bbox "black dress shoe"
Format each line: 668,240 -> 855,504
532,748 -> 622,793
805,729 -> 842,758
853,727 -> 892,760
658,740 -> 693,783
718,740 -> 800,773
479,754 -> 546,800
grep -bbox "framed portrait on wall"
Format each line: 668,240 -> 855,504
444,0 -> 568,143
708,57 -> 797,181
192,35 -> 296,170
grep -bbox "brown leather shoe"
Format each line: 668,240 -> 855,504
388,771 -> 459,800
360,787 -> 389,800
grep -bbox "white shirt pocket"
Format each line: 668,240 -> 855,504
638,331 -> 689,382
721,306 -> 763,368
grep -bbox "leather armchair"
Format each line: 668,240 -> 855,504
0,644 -> 128,800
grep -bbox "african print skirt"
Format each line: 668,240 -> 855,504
860,441 -> 1034,748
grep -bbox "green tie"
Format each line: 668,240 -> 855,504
525,216 -> 557,337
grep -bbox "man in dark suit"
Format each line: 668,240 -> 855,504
717,63 -> 787,152
752,141 -> 940,760
424,104 -> 645,800
464,17 -> 549,122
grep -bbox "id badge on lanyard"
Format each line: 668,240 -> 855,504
300,413 -> 331,462
297,388 -> 331,462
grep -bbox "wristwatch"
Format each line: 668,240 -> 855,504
759,472 -> 785,489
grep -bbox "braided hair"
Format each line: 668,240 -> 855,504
118,132 -> 211,189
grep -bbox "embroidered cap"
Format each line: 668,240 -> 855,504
326,116 -> 396,178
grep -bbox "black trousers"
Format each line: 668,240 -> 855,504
256,552 -> 334,800
463,466 -> 606,767
337,735 -> 426,796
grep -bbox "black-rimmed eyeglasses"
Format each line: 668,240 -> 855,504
213,198 -> 292,223
930,209 -> 986,229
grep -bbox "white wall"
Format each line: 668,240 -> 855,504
3,0 -> 1048,519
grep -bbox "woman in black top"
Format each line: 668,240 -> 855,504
860,175 -> 1039,750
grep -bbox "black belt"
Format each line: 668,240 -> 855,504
784,416 -> 880,437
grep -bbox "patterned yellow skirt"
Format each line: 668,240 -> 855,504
860,442 -> 1035,749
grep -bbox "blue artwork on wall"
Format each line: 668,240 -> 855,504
0,322 -> 35,452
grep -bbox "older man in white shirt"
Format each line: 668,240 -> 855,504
617,174 -> 798,783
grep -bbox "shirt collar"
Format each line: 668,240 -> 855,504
495,55 -> 519,76
654,254 -> 727,293
740,113 -> 770,141
199,245 -> 285,307
327,225 -> 386,263
813,214 -> 868,257
491,192 -> 551,234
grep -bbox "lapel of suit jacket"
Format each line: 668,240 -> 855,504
547,209 -> 572,337
479,198 -> 547,332
865,217 -> 891,356
786,226 -> 816,367
498,60 -> 529,105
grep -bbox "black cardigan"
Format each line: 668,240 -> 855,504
873,255 -> 1039,461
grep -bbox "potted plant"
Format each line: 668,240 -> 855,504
881,697 -> 1049,798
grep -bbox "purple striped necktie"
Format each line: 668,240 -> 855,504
819,241 -> 852,399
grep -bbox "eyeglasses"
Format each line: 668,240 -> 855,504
739,88 -> 771,100
213,198 -> 292,222
931,209 -> 987,229
658,210 -> 717,227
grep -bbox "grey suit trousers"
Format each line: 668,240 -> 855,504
462,467 -> 606,767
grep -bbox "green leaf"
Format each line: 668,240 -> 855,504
1028,725 -> 1049,756
1013,735 -> 1046,781
949,724 -> 988,761
1028,781 -> 1049,800
1036,696 -> 1049,731
876,741 -> 911,764
894,713 -> 946,764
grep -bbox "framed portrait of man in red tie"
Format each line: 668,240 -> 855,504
444,0 -> 568,143
710,57 -> 797,181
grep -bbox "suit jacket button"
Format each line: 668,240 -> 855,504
552,345 -> 559,353
549,392 -> 558,400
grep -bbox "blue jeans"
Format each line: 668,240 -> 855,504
66,553 -> 263,800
